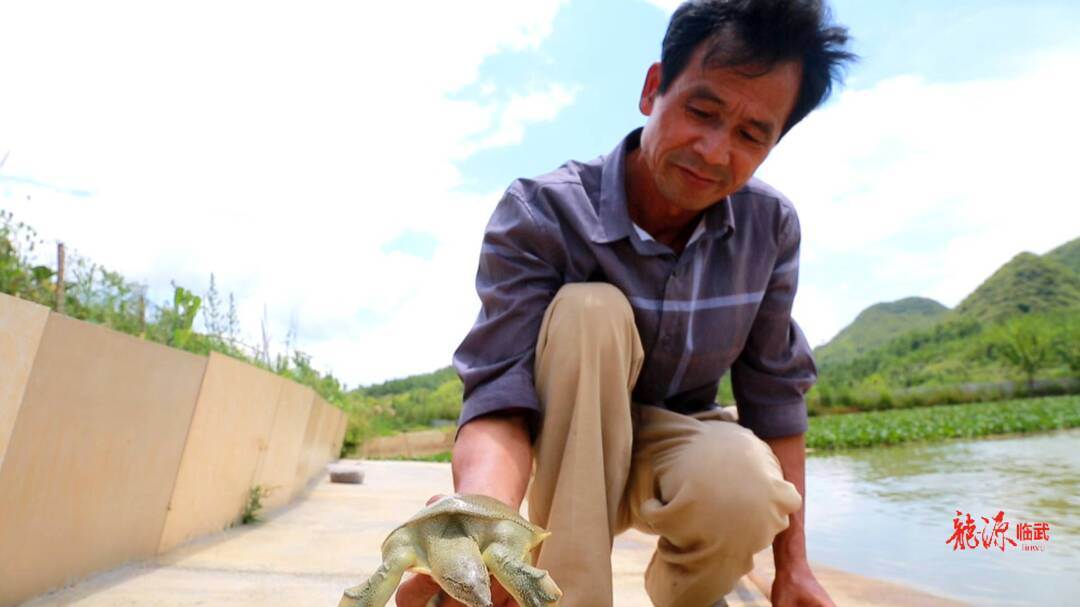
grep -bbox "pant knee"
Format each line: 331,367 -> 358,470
548,282 -> 633,328
654,424 -> 801,550
538,282 -> 637,362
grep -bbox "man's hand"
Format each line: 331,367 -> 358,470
763,432 -> 835,606
395,572 -> 520,607
395,414 -> 534,607
770,561 -> 835,607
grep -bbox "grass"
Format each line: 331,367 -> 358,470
806,394 -> 1080,450
372,451 -> 453,463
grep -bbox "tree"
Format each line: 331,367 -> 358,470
989,315 -> 1053,391
1054,314 -> 1080,379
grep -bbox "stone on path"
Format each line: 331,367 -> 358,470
328,463 -> 364,484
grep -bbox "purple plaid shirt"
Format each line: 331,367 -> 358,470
453,128 -> 816,438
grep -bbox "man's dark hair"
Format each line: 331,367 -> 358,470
659,0 -> 856,136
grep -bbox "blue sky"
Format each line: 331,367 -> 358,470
459,0 -> 1080,191
2,0 -> 1079,385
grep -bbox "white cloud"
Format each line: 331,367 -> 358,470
0,0 -> 571,386
468,83 -> 580,151
760,49 -> 1080,346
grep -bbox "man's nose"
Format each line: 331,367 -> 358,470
692,129 -> 732,168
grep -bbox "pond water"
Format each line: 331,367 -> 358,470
805,428 -> 1080,606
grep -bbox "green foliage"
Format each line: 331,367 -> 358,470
1054,314 -> 1080,378
374,451 -> 453,463
955,252 -> 1080,322
1045,236 -> 1080,275
356,366 -> 459,397
807,395 -> 1080,450
241,485 -> 275,525
1,210 -> 350,423
809,307 -> 1080,413
340,374 -> 465,454
987,314 -> 1055,389
815,297 -> 949,366
0,210 -> 56,305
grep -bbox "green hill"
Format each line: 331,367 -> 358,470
815,297 -> 948,366
355,365 -> 457,397
954,252 -> 1080,322
1045,236 -> 1080,275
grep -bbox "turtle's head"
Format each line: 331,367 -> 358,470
437,565 -> 493,607
429,536 -> 493,607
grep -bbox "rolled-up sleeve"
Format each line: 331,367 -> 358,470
452,188 -> 564,435
731,202 -> 817,438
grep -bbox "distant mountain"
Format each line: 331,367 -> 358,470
815,297 -> 949,366
955,252 -> 1080,322
1045,236 -> 1080,276
355,365 -> 457,397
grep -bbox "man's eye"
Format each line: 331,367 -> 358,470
687,107 -> 712,120
740,130 -> 763,145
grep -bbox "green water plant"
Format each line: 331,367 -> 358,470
807,395 -> 1080,450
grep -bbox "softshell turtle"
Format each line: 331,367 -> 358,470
338,494 -> 562,607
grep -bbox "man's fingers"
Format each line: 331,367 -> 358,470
395,574 -> 463,607
489,576 -> 519,607
395,571 -> 520,607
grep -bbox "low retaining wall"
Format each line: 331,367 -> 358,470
360,427 -> 456,459
0,293 -> 347,606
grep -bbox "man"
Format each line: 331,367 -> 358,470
399,1 -> 854,605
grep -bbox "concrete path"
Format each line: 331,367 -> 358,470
24,460 -> 967,606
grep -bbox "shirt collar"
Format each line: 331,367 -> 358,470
594,127 -> 735,246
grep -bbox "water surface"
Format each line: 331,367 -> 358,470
805,429 -> 1080,606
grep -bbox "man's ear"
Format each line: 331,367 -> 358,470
639,62 -> 662,116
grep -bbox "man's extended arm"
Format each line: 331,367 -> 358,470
452,411 -> 533,509
728,199 -> 832,604
765,433 -> 835,606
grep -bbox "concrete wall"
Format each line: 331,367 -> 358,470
157,352 -> 284,553
252,381 -> 315,512
331,407 -> 348,461
0,294 -> 49,471
0,312 -> 207,607
292,397 -> 327,497
0,304 -> 348,607
291,398 -> 345,498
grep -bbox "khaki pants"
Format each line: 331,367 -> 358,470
527,284 -> 802,607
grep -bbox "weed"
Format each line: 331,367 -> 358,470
241,485 -> 275,525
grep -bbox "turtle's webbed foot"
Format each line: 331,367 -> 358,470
340,560 -> 410,607
339,529 -> 418,607
483,544 -> 562,607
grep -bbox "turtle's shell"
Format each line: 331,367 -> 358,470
394,494 -> 547,539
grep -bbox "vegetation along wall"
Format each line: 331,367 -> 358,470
0,293 -> 346,607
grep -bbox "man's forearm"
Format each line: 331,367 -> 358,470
451,411 -> 533,509
763,432 -> 809,571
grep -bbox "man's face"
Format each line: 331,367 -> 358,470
637,44 -> 801,212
